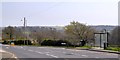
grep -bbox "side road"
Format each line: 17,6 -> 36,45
0,49 -> 18,60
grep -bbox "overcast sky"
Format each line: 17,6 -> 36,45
0,0 -> 119,27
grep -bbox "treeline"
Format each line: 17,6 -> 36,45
1,21 -> 119,47
109,26 -> 120,47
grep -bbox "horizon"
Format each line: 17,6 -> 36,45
0,25 -> 118,28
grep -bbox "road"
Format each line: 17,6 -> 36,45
2,45 -> 119,60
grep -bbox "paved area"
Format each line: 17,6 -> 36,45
1,45 -> 119,60
0,47 -> 17,60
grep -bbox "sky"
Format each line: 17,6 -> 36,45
0,0 -> 119,27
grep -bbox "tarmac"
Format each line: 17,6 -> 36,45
0,45 -> 120,60
0,49 -> 18,60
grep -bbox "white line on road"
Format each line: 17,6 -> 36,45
52,48 -> 65,50
46,54 -> 50,56
81,55 -> 88,57
87,51 -> 101,53
38,47 -> 47,48
28,50 -> 33,52
66,49 -> 83,52
2,49 -> 18,59
106,53 -> 118,56
20,47 -> 23,48
49,55 -> 58,58
34,50 -> 59,58
34,51 -> 45,54
45,53 -> 58,58
38,52 -> 44,54
95,57 -> 99,58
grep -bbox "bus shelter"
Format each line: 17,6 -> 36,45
94,31 -> 108,48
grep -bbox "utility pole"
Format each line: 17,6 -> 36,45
24,17 -> 26,45
22,17 -> 27,45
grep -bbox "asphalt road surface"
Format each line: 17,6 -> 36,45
2,45 -> 119,60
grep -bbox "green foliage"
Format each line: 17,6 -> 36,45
2,40 -> 10,44
76,45 -> 92,49
41,40 -> 72,46
2,40 -> 32,45
106,47 -> 120,51
64,21 -> 95,46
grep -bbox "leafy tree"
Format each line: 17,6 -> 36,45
64,21 -> 95,45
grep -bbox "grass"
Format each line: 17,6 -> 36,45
76,46 -> 92,49
106,47 -> 120,51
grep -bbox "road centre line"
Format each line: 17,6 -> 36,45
28,49 -> 33,52
45,53 -> 58,58
81,55 -> 88,57
49,55 -> 58,58
34,50 -> 59,58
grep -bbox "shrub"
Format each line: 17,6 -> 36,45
41,40 -> 72,46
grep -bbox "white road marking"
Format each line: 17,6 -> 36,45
38,47 -> 47,48
38,47 -> 65,50
87,51 -> 102,53
95,57 -> 99,58
28,50 -> 33,52
81,55 -> 88,57
45,53 -> 58,58
34,51 -> 45,54
0,49 -> 6,52
67,49 -> 83,52
6,47 -> 9,49
49,55 -> 58,58
2,50 -> 18,59
38,52 -> 44,54
52,48 -> 65,50
20,47 -> 23,48
106,53 -> 118,56
46,54 -> 50,56
35,50 -> 58,58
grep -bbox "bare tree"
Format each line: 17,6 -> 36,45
2,26 -> 15,40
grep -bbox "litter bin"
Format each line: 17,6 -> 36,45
80,40 -> 85,46
104,43 -> 108,49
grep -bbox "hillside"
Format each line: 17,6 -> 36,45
1,25 -> 117,33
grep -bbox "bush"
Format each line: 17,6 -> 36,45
2,40 -> 32,45
41,40 -> 55,46
41,40 -> 72,46
2,40 -> 9,44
